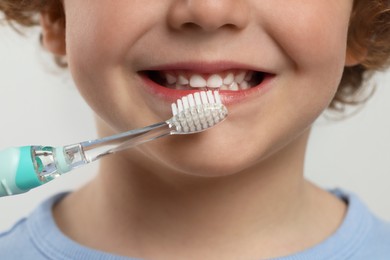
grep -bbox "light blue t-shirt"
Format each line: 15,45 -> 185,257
1,190 -> 390,259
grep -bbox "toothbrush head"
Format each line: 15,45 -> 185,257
169,91 -> 228,134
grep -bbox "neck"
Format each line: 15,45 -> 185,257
54,129 -> 346,259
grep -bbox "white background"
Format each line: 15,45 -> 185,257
0,25 -> 389,232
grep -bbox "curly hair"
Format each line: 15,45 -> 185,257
0,1 -> 44,27
1,0 -> 390,110
335,0 -> 390,110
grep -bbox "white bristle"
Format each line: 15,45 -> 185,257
182,96 -> 190,109
188,94 -> 196,107
200,91 -> 208,104
194,92 -> 202,106
170,91 -> 227,134
171,103 -> 178,116
177,99 -> 184,113
206,90 -> 215,104
213,91 -> 222,104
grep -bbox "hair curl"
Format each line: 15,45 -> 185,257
1,0 -> 390,110
334,0 -> 390,110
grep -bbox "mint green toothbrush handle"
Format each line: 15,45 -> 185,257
0,146 -> 44,196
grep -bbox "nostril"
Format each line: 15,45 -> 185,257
167,1 -> 249,32
181,22 -> 239,32
181,22 -> 202,31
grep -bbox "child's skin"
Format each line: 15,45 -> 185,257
40,0 -> 359,259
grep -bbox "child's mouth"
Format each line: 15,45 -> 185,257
143,70 -> 267,91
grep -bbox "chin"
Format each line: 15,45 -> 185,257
176,157 -> 250,177
149,137 -> 269,178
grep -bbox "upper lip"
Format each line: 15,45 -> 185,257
138,61 -> 274,74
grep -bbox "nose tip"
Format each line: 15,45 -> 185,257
168,0 -> 249,32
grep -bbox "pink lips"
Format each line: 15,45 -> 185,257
138,62 -> 275,105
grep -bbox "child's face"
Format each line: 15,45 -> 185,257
60,0 -> 353,176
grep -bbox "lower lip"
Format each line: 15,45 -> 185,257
139,73 -> 275,105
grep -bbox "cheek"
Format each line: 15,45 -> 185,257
269,2 -> 352,73
63,3 -> 117,116
63,0 -> 178,132
64,0 -> 165,70
63,1 -> 164,130
270,2 -> 353,112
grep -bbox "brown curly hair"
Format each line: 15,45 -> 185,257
1,0 -> 390,110
336,0 -> 390,110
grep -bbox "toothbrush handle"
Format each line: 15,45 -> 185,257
0,122 -> 173,197
0,145 -> 72,197
0,146 -> 45,197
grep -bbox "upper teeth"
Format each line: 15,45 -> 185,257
163,70 -> 254,91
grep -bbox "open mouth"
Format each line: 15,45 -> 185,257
142,70 -> 268,91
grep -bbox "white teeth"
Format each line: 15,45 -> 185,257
166,73 -> 177,84
245,71 -> 253,81
235,71 -> 246,84
175,84 -> 188,90
164,70 -> 256,91
220,85 -> 229,90
178,75 -> 189,85
223,73 -> 234,85
240,81 -> 249,90
190,74 -> 207,88
207,74 -> 223,89
229,82 -> 239,91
